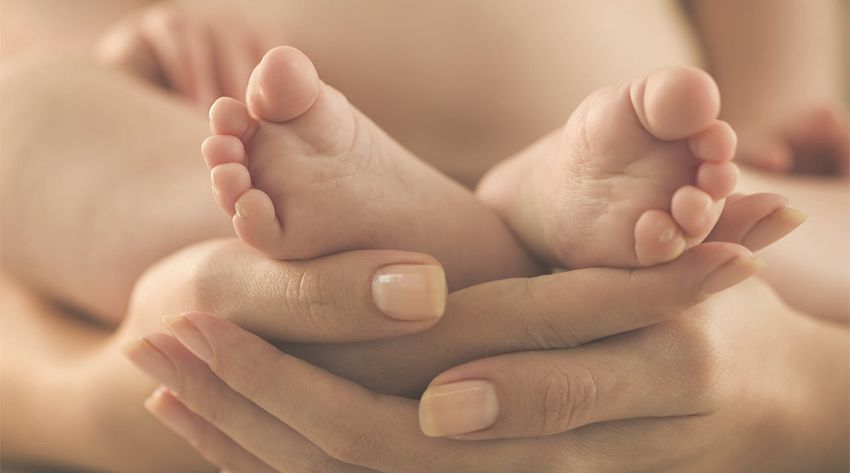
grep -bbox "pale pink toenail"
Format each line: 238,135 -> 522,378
234,201 -> 248,217
658,227 -> 676,243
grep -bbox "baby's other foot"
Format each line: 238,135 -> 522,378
479,67 -> 738,268
202,46 -> 539,288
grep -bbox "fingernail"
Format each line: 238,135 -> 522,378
372,264 -> 447,321
419,380 -> 499,437
144,387 -> 200,446
700,255 -> 765,295
123,338 -> 179,391
741,207 -> 807,251
163,313 -> 214,365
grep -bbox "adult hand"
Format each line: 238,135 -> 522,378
94,3 -> 268,110
130,250 -> 848,473
86,239 -> 446,472
121,190 -> 799,401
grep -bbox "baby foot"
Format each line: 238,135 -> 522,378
478,67 -> 738,268
201,46 -> 539,288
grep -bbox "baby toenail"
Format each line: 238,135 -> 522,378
234,201 -> 248,217
658,228 -> 676,243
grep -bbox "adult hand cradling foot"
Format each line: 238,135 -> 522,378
117,198 -> 845,472
126,243 -> 848,473
2,1 -> 847,472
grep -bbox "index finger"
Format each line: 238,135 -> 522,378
138,239 -> 447,343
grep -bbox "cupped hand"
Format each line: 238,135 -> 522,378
736,103 -> 850,176
130,247 -> 848,473
86,238 -> 448,471
94,3 -> 268,110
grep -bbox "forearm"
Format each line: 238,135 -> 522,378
687,0 -> 846,128
0,275 -> 212,473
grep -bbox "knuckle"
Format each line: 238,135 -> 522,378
533,364 -> 598,434
322,420 -> 380,466
279,266 -> 339,335
515,279 -> 580,350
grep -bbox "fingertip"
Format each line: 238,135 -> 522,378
699,253 -> 763,296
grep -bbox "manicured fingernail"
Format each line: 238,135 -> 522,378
123,338 -> 179,391
741,207 -> 807,251
144,387 -> 200,446
419,380 -> 499,437
372,264 -> 447,321
163,313 -> 214,365
234,201 -> 248,217
700,255 -> 765,295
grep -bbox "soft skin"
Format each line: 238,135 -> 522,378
2,200 -> 805,472
134,272 -> 848,473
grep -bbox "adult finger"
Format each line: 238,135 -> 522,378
132,239 -> 447,343
287,242 -> 761,397
419,319 -> 721,439
160,311 -> 524,473
480,242 -> 759,350
126,333 -> 371,473
708,192 -> 806,251
160,312 -> 708,473
144,387 -> 279,473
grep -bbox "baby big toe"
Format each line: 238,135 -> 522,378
246,46 -> 321,123
637,67 -> 720,141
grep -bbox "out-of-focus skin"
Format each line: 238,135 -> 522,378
0,1 -> 846,471
94,3 -> 267,110
688,0 -> 849,175
0,0 -> 156,58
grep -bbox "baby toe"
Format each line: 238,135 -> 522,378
689,120 -> 736,163
634,210 -> 687,266
232,188 -> 288,258
697,161 -> 739,200
202,135 -> 246,168
209,97 -> 258,143
246,46 -> 321,123
671,185 -> 720,240
210,162 -> 252,216
636,67 -> 720,141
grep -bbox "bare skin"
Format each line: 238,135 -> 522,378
1,0 -> 846,322
203,46 -> 540,290
689,0 -> 849,174
0,0 -> 847,471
